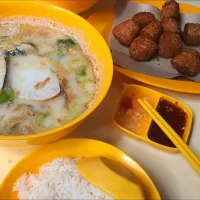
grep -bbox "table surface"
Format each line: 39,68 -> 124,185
1,1 -> 200,199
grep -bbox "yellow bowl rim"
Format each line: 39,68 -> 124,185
0,1 -> 113,141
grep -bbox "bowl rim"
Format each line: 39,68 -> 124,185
0,1 -> 113,140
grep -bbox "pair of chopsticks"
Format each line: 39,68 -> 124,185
138,99 -> 200,175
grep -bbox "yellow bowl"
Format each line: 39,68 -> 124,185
0,138 -> 161,199
0,1 -> 113,147
43,0 -> 99,13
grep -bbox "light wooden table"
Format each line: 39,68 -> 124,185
1,1 -> 200,199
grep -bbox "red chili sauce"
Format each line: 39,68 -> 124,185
148,98 -> 187,147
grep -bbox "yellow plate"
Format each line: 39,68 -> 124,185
87,0 -> 200,94
0,138 -> 161,200
43,0 -> 99,14
0,1 -> 113,147
111,85 -> 193,152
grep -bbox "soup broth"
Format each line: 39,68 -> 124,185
0,17 -> 98,136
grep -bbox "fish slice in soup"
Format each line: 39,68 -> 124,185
9,68 -> 60,101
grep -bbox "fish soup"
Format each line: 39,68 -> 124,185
0,17 -> 98,136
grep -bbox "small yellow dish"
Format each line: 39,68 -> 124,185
0,138 -> 160,199
111,85 -> 193,152
87,0 -> 200,94
0,1 -> 113,148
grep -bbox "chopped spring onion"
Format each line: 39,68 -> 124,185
11,123 -> 19,131
0,36 -> 8,40
35,112 -> 49,125
0,88 -> 15,104
56,38 -> 76,57
77,65 -> 86,76
56,38 -> 76,47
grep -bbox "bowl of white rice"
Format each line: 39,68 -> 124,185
0,138 -> 161,199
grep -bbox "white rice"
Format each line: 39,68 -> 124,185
13,158 -> 112,200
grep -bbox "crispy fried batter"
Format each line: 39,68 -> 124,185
171,48 -> 200,77
158,32 -> 182,58
129,36 -> 157,61
112,20 -> 140,45
56,72 -> 69,101
34,77 -> 51,90
161,0 -> 180,21
162,17 -> 181,34
132,12 -> 155,29
140,19 -> 162,42
183,23 -> 200,45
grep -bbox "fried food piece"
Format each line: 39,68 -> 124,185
183,23 -> 200,45
171,48 -> 200,76
112,20 -> 140,45
132,12 -> 155,29
161,17 -> 181,34
140,19 -> 162,42
161,0 -> 180,21
158,32 -> 182,58
129,36 -> 157,61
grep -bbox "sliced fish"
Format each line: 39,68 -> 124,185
9,68 -> 60,101
0,55 -> 6,90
